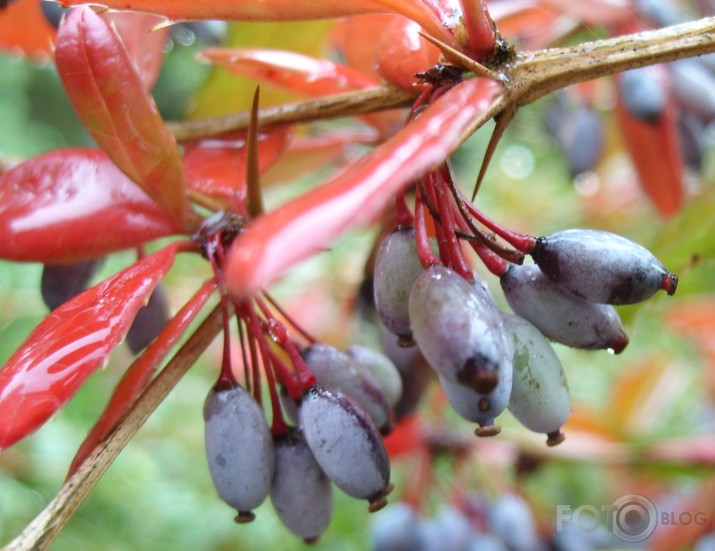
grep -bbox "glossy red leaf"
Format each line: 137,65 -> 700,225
333,14 -> 398,83
0,245 -> 179,450
60,0 -> 455,47
262,129 -> 378,187
55,7 -> 195,230
0,0 -> 56,60
183,129 -> 291,214
103,11 -> 169,90
67,279 -> 215,476
0,149 -> 183,263
615,69 -> 685,217
200,48 -> 378,96
225,78 -> 503,298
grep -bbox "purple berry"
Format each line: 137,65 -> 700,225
203,385 -> 275,521
502,313 -> 571,446
300,386 -> 391,511
270,430 -> 333,542
374,228 -> 425,345
500,263 -> 629,353
531,229 -> 677,305
409,265 -> 509,394
619,67 -> 666,124
303,343 -> 392,433
126,283 -> 170,354
488,494 -> 539,551
370,502 -> 424,551
438,364 -> 512,437
347,345 -> 403,409
41,258 -> 103,311
379,323 -> 433,420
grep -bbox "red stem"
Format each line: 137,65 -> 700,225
208,236 -> 236,389
254,296 -> 316,394
265,347 -> 301,399
246,303 -> 288,436
263,292 -> 317,345
414,190 -> 441,268
395,190 -> 414,227
457,0 -> 497,59
461,193 -> 536,253
434,168 -> 473,280
424,171 -> 450,263
236,316 -> 251,393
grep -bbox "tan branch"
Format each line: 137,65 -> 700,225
167,85 -> 416,142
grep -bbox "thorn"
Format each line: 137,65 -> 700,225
471,106 -> 516,201
246,86 -> 264,218
418,32 -> 502,83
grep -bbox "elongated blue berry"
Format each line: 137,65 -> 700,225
204,385 -> 275,522
531,229 -> 677,305
126,283 -> 170,354
619,67 -> 666,124
488,494 -> 539,551
502,313 -> 571,446
41,259 -> 103,311
303,343 -> 392,433
347,345 -> 403,409
374,228 -> 425,345
271,430 -> 333,542
409,265 -> 508,394
300,386 -> 391,511
500,263 -> 628,353
438,362 -> 512,437
370,502 -> 423,551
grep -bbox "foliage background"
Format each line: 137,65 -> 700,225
1,18 -> 714,551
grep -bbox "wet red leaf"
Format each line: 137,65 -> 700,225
55,7 -> 195,229
0,149 -> 183,263
225,78 -> 503,298
59,0 -> 454,46
0,244 -> 179,450
0,0 -> 56,60
201,48 -> 378,96
183,129 -> 291,214
103,11 -> 169,90
67,279 -> 215,476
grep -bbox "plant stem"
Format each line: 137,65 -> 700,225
167,85 -> 416,142
166,17 -> 715,143
2,305 -> 223,551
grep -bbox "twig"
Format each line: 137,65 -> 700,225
167,85 -> 416,142
165,17 -> 715,144
3,305 -> 223,551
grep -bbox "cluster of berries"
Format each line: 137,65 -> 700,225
372,164 -> 677,445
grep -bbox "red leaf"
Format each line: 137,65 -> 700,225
59,0 -> 455,47
67,279 -> 215,476
615,67 -> 685,217
0,149 -> 183,263
183,129 -> 291,214
55,7 -> 195,229
0,245 -> 178,450
200,48 -> 378,96
103,11 -> 169,90
0,0 -> 56,60
225,78 -> 503,298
